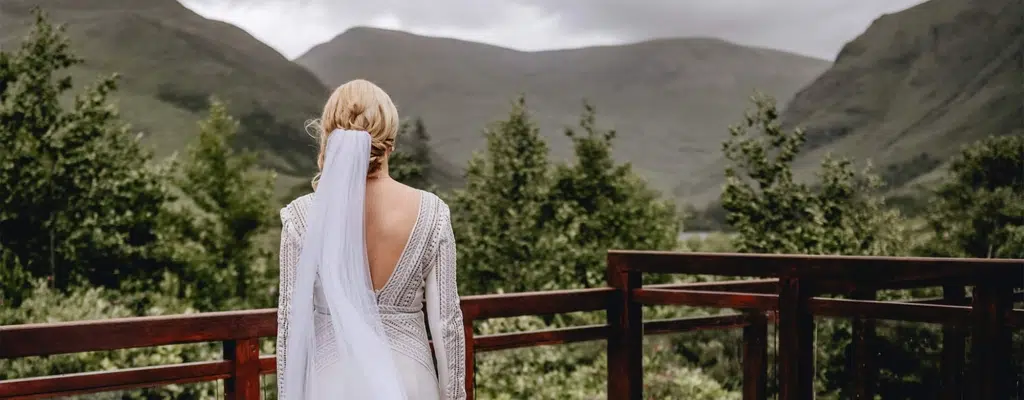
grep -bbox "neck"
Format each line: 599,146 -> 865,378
369,163 -> 391,180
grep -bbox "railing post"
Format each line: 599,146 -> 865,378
968,281 -> 1013,400
464,319 -> 476,400
940,285 -> 966,400
850,289 -> 876,400
777,277 -> 814,400
607,253 -> 642,400
223,338 -> 260,400
742,311 -> 768,400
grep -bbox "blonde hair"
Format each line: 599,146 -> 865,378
309,79 -> 400,189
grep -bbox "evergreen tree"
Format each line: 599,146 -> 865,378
462,98 -> 726,398
449,96 -> 557,293
721,94 -> 907,256
922,135 -> 1024,258
170,98 -> 277,309
720,94 -> 943,400
546,102 -> 678,288
0,10 -> 171,296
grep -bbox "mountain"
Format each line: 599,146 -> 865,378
297,27 -> 831,201
0,0 -> 329,192
686,0 -> 1023,204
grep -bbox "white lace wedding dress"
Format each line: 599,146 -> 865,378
277,190 -> 468,400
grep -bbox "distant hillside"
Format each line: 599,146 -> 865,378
297,27 -> 830,202
0,0 -> 329,193
687,0 -> 1024,204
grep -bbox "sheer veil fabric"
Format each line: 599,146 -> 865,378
281,129 -> 407,400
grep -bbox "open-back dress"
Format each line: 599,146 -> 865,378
276,190 -> 467,400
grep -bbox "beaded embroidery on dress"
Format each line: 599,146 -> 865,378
277,190 -> 467,400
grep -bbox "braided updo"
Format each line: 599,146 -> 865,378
310,79 -> 400,189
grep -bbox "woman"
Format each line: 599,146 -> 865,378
276,79 -> 467,400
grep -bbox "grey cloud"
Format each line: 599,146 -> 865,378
190,0 -> 514,30
507,0 -> 927,59
189,0 -> 927,60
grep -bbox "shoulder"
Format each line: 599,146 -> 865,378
280,193 -> 314,233
419,190 -> 451,218
419,191 -> 454,247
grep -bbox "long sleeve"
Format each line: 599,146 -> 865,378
425,205 -> 468,400
276,209 -> 300,399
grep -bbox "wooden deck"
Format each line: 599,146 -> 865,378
1,251 -> 1022,399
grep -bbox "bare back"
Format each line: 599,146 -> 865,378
278,182 -> 467,400
364,178 -> 423,291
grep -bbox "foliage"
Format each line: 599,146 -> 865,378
452,98 -> 708,396
678,232 -> 735,253
0,10 -> 174,298
167,98 -> 278,310
0,12 -> 279,311
719,93 -> 949,399
0,280 -> 224,400
643,344 -> 741,400
546,103 -> 679,288
920,135 -> 1024,258
449,96 -> 560,294
473,330 -> 738,400
721,93 -> 909,256
451,98 -> 679,294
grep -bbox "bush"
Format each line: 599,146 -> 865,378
0,280 -> 224,399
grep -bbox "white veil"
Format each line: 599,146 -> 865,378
282,129 -> 407,400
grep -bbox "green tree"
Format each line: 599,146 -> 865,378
449,96 -> 558,294
451,98 -> 680,290
546,102 -> 678,288
922,135 -> 1024,258
170,98 -> 277,310
720,94 -> 944,399
0,10 -> 171,297
721,94 -> 907,256
455,98 -> 720,398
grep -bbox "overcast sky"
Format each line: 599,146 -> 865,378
180,0 -> 927,61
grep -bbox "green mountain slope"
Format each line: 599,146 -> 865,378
297,27 -> 830,201
1,0 -> 329,191
686,0 -> 1023,204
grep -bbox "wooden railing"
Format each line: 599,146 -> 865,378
1,251 -> 1021,399
606,251 -> 1024,400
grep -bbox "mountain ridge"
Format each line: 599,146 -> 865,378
2,0 -> 329,190
298,26 -> 831,198
304,25 -> 827,61
683,0 -> 1023,204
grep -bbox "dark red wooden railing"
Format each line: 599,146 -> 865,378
1,251 -> 1021,400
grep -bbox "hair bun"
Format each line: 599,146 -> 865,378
367,137 -> 393,173
313,79 -> 400,187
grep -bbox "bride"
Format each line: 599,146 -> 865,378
276,79 -> 467,399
